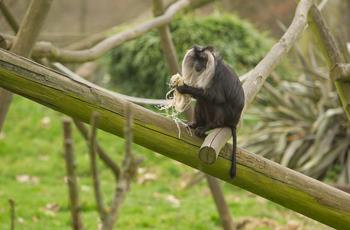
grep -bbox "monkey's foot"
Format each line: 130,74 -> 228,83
187,121 -> 198,129
195,127 -> 208,138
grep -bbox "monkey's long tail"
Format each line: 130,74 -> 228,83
230,127 -> 237,179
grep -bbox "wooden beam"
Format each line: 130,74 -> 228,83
0,0 -> 53,131
0,49 -> 350,229
308,5 -> 350,121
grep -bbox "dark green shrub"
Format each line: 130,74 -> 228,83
109,14 -> 273,98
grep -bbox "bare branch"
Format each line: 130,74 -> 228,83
0,34 -> 7,49
73,120 -> 120,179
0,1 -> 19,33
241,0 -> 313,106
102,103 -> 140,230
28,0 -> 195,62
8,199 -> 15,230
62,118 -> 84,230
153,0 -> 181,74
89,112 -> 106,221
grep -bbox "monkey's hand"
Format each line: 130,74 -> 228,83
176,84 -> 192,94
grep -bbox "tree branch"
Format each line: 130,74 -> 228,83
241,0 -> 313,106
62,118 -> 84,230
18,0 -> 204,62
102,103 -> 140,230
1,49 -> 350,229
0,1 -> 19,33
73,120 -> 120,179
89,112 -> 106,221
153,0 -> 181,74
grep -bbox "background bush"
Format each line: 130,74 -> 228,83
109,14 -> 273,98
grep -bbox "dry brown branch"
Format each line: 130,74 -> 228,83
241,0 -> 313,105
0,34 -> 7,49
0,0 -> 52,131
8,199 -> 15,230
26,0 -> 195,62
0,1 -> 19,33
89,112 -> 106,221
62,118 -> 84,230
102,103 -> 140,230
73,119 -> 120,179
153,0 -> 181,74
206,176 -> 236,230
181,171 -> 205,189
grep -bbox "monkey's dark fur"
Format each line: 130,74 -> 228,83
177,45 -> 245,178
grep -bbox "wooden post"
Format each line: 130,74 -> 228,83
153,0 -> 181,74
0,0 -> 53,132
206,176 -> 235,230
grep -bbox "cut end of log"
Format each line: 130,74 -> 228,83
198,146 -> 217,164
198,127 -> 232,164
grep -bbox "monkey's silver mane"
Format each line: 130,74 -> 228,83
181,47 -> 216,89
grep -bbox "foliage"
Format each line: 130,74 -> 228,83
243,72 -> 350,182
0,96 -> 328,229
109,14 -> 273,98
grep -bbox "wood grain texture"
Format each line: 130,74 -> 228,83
0,49 -> 350,229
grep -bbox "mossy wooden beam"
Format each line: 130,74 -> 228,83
0,49 -> 350,229
308,5 -> 350,121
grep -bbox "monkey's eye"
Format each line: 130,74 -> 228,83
199,56 -> 207,62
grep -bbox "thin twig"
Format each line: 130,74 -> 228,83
62,118 -> 84,230
0,1 -> 19,33
102,103 -> 140,230
73,120 -> 120,180
89,112 -> 106,221
8,199 -> 15,230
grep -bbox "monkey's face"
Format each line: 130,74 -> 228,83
182,45 -> 216,88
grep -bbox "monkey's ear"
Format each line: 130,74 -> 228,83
192,44 -> 202,52
205,46 -> 215,52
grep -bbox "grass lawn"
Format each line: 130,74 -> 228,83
0,96 -> 331,229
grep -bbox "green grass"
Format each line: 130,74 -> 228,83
0,96 -> 330,229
